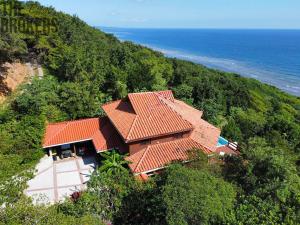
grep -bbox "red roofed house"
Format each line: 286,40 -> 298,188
43,90 -> 233,176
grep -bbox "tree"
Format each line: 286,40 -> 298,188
223,138 -> 300,224
232,108 -> 266,139
58,169 -> 136,222
172,84 -> 193,104
0,197 -> 104,225
99,150 -> 129,175
104,66 -> 128,99
1,2 -> 300,224
0,32 -> 27,63
113,179 -> 166,225
162,165 -> 236,225
235,195 -> 282,225
59,82 -> 102,119
127,49 -> 173,91
223,117 -> 243,142
13,77 -> 61,116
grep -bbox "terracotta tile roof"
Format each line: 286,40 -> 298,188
190,119 -> 220,152
102,91 -> 193,143
102,100 -> 136,140
154,90 -> 175,101
136,173 -> 149,182
126,138 -> 211,174
159,97 -> 221,152
43,117 -> 124,152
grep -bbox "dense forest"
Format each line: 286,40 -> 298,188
0,1 -> 300,224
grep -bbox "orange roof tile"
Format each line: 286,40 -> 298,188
126,138 -> 211,174
159,96 -> 221,152
135,173 -> 149,182
102,91 -> 193,143
102,99 -> 137,140
190,119 -> 220,152
43,117 -> 124,152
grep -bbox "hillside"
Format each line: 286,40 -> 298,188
0,62 -> 35,103
0,1 -> 300,224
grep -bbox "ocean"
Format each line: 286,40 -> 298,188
100,28 -> 300,96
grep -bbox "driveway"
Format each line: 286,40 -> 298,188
25,155 -> 97,204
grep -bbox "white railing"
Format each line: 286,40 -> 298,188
228,142 -> 238,151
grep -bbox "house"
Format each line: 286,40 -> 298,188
43,90 -> 236,176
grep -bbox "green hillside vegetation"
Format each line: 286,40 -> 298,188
0,1 -> 300,224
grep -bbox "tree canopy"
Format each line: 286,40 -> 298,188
0,1 -> 300,224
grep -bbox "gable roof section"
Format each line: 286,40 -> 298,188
102,99 -> 137,140
126,138 -> 211,174
190,119 -> 220,152
102,90 -> 193,143
159,96 -> 221,152
43,117 -> 124,152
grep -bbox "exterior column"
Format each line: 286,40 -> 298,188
73,144 -> 76,157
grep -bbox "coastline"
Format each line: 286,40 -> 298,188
101,27 -> 300,97
152,46 -> 300,97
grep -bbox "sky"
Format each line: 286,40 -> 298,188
35,0 -> 300,29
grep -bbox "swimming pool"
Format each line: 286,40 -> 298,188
217,136 -> 229,147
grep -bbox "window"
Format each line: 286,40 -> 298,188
141,139 -> 151,145
174,133 -> 183,139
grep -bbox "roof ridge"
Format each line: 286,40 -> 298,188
91,119 -> 107,150
140,137 -> 209,153
135,146 -> 151,172
156,90 -> 174,99
156,93 -> 194,129
45,121 -> 71,146
128,90 -> 172,96
189,136 -> 212,154
199,118 -> 221,131
101,99 -> 122,107
47,121 -> 68,126
152,137 -> 187,148
126,114 -> 139,141
127,94 -> 138,115
129,91 -> 157,95
175,99 -> 203,113
47,117 -> 99,126
97,119 -> 119,150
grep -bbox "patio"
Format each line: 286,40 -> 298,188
25,155 -> 97,205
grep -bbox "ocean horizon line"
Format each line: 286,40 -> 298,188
98,26 -> 300,31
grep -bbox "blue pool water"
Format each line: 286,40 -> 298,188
100,27 -> 300,96
217,137 -> 229,147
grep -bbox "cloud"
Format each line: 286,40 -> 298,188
110,11 -> 120,16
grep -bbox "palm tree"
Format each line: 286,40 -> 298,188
99,149 -> 129,175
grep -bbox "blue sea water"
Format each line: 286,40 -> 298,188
100,27 -> 300,96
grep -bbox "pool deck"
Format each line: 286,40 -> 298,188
216,145 -> 239,155
25,155 -> 97,205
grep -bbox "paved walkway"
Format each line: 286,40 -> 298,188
25,156 -> 97,205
